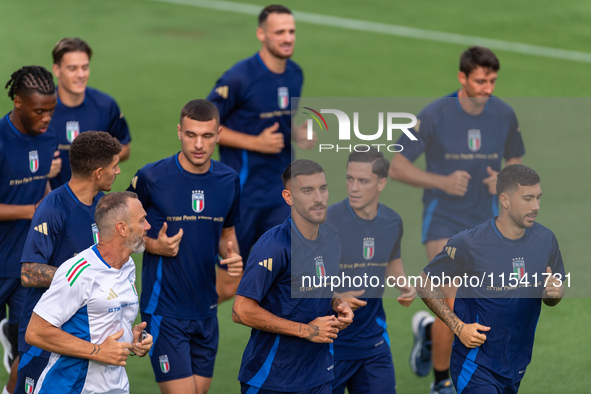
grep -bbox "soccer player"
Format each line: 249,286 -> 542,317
416,164 -> 564,393
232,159 -> 354,394
326,149 -> 416,394
206,4 -> 313,277
14,131 -> 122,394
127,99 -> 243,394
0,65 -> 58,391
25,191 -> 153,393
49,37 -> 131,189
389,46 -> 525,393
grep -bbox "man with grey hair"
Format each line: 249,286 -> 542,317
25,192 -> 153,394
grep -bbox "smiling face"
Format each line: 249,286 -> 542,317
458,66 -> 497,107
503,183 -> 542,229
53,51 -> 90,97
14,92 -> 57,135
257,12 -> 296,59
346,161 -> 386,213
177,117 -> 220,173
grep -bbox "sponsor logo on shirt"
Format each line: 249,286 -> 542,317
278,87 -> 289,109
259,258 -> 273,272
107,288 -> 119,300
66,121 -> 80,143
192,190 -> 204,213
159,355 -> 170,373
468,129 -> 481,152
445,246 -> 457,260
29,150 -> 39,173
215,85 -> 229,99
363,238 -> 375,260
130,176 -> 138,190
92,223 -> 100,244
34,222 -> 48,235
513,258 -> 525,280
25,377 -> 35,394
315,256 -> 326,279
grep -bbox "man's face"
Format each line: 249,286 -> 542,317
15,92 -> 57,135
458,66 -> 497,106
53,51 -> 90,96
258,13 -> 296,59
96,154 -> 121,192
125,198 -> 151,254
346,161 -> 385,212
177,117 -> 220,169
505,184 -> 541,229
290,172 -> 328,225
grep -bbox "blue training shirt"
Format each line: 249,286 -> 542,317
424,219 -> 564,382
19,184 -> 103,356
128,155 -> 240,320
236,217 -> 340,391
207,53 -> 303,208
326,199 -> 403,361
396,93 -> 525,241
49,87 -> 131,189
0,113 -> 57,279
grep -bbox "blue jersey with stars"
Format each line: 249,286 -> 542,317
326,199 -> 403,361
424,219 -> 564,382
396,94 -> 525,241
18,184 -> 103,355
206,53 -> 303,208
128,155 -> 240,320
236,217 -> 340,391
49,87 -> 131,189
0,113 -> 57,278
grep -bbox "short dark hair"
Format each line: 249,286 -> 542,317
459,46 -> 500,77
347,148 -> 389,179
258,4 -> 292,26
496,164 -> 540,196
282,159 -> 324,188
52,38 -> 93,65
70,131 -> 122,178
180,99 -> 220,125
5,66 -> 55,101
95,191 -> 138,237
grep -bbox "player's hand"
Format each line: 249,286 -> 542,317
151,222 -> 183,257
131,322 -> 153,357
543,266 -> 563,299
483,166 -> 498,195
302,316 -> 341,343
457,323 -> 490,349
397,286 -> 416,307
335,300 -> 354,331
95,329 -> 132,366
219,241 -> 243,277
442,170 -> 471,196
293,121 -> 316,150
338,290 -> 367,312
256,122 -> 284,154
48,150 -> 62,179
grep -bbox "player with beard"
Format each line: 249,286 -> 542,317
127,100 -> 243,394
25,192 -> 153,394
389,47 -> 525,394
232,159 -> 353,394
14,132 -> 121,394
416,165 -> 564,393
207,5 -> 314,300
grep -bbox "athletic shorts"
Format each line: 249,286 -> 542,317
240,382 -> 332,394
450,350 -> 522,394
143,313 -> 219,382
332,350 -> 396,394
0,277 -> 27,324
16,349 -> 49,394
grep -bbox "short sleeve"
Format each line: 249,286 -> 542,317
423,235 -> 466,279
236,236 -> 288,302
548,234 -> 565,277
503,109 -> 525,160
388,220 -> 403,261
396,110 -> 434,162
107,99 -> 131,145
223,176 -> 241,228
20,198 -> 65,265
127,168 -> 153,209
206,70 -> 243,123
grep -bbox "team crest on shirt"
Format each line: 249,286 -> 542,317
24,377 -> 34,394
127,273 -> 137,296
363,238 -> 375,260
29,150 -> 39,173
66,121 -> 80,143
92,223 -> 100,244
467,129 -> 481,152
192,190 -> 204,213
159,355 -> 170,373
512,258 -> 525,280
278,87 -> 289,109
315,256 -> 326,279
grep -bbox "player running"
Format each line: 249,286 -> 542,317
389,46 -> 525,394
25,192 -> 153,394
49,37 -> 131,189
327,148 -> 416,394
127,99 -> 243,394
416,164 -> 564,393
232,159 -> 353,394
14,132 -> 122,394
0,66 -> 59,392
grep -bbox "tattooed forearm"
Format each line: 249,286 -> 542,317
232,308 -> 243,324
90,344 -> 101,355
21,263 -> 58,288
417,275 -> 464,336
303,324 -> 320,341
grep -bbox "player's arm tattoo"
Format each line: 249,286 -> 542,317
232,308 -> 243,324
416,274 -> 464,337
21,263 -> 58,288
303,323 -> 320,341
90,344 -> 101,356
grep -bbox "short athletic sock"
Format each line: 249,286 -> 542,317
434,368 -> 450,385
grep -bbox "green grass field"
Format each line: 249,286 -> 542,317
1,0 -> 590,392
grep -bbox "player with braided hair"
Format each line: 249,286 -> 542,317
0,66 -> 59,394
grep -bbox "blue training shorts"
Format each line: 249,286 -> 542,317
450,350 -> 522,394
332,350 -> 396,394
